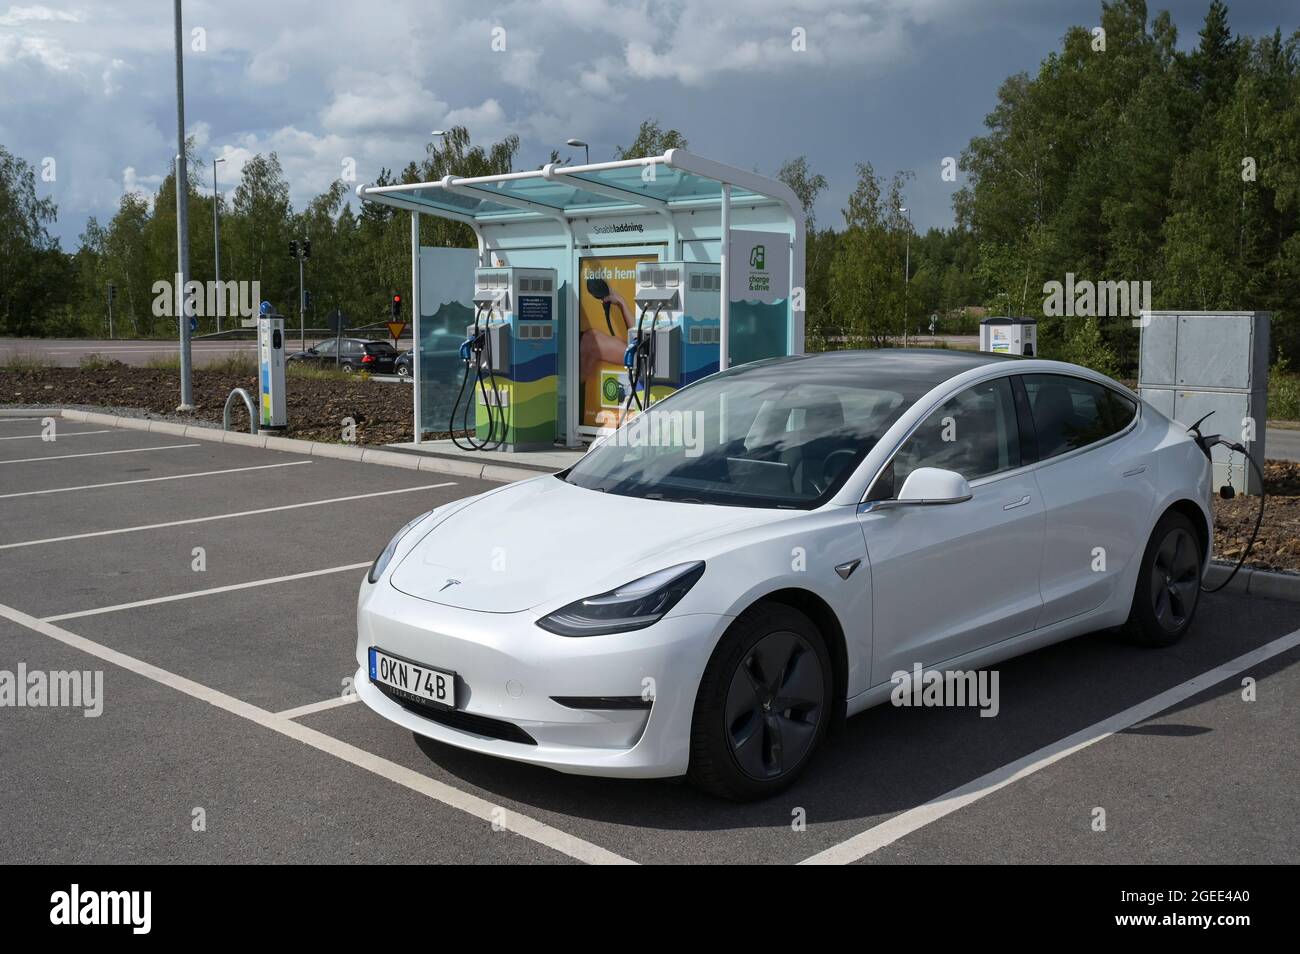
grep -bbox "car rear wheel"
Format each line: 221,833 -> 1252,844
688,601 -> 831,800
1123,511 -> 1203,647
341,363 -> 356,374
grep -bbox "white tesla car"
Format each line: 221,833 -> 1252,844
355,350 -> 1213,799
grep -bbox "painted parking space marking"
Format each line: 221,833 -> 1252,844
0,598 -> 634,866
0,460 -> 311,500
799,626 -> 1300,865
0,442 -> 199,465
0,482 -> 456,551
0,429 -> 116,441
277,695 -> 362,720
41,561 -> 373,622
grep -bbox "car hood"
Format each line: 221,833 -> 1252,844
389,476 -> 786,613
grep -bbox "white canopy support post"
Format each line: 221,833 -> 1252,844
410,210 -> 422,443
719,182 -> 731,371
565,224 -> 580,447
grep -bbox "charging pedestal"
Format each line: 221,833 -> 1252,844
979,316 -> 1038,356
465,266 -> 558,450
622,261 -> 722,413
257,312 -> 287,432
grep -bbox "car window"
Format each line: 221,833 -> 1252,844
315,340 -> 335,355
366,342 -> 397,354
343,340 -> 364,355
875,376 -> 1020,498
564,370 -> 920,509
1022,374 -> 1136,460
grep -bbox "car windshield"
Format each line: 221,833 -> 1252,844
366,342 -> 397,353
562,356 -> 937,508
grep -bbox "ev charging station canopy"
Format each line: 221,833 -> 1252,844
356,149 -> 806,446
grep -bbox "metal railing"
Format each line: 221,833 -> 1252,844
223,387 -> 258,434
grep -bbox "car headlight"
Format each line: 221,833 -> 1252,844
368,511 -> 432,584
537,562 -> 705,637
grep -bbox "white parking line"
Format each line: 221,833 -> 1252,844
799,627 -> 1300,865
277,695 -> 361,720
0,443 -> 199,465
0,460 -> 311,500
0,599 -> 634,865
0,483 -> 456,551
0,429 -> 115,441
42,562 -> 372,621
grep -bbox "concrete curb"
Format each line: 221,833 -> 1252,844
1204,562 -> 1300,603
49,407 -> 539,485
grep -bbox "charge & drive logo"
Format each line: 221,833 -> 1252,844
50,884 -> 152,934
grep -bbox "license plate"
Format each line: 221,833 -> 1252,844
369,648 -> 456,709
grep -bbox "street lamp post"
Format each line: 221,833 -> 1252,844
899,205 -> 912,348
213,156 -> 226,333
173,0 -> 193,410
565,138 -> 590,165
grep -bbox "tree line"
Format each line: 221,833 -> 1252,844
1,1 -> 1296,378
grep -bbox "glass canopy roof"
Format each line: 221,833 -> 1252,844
362,160 -> 766,223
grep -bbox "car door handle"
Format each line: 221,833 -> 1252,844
1003,494 -> 1032,511
1122,465 -> 1147,477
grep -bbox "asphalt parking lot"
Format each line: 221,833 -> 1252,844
1,413 -> 1297,865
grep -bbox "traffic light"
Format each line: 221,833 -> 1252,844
289,240 -> 298,258
390,294 -> 402,318
304,290 -> 313,310
108,284 -> 116,302
302,239 -> 312,259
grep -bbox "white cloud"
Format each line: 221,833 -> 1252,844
0,5 -> 79,26
1,0 -> 978,246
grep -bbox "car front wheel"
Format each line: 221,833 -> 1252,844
688,601 -> 831,800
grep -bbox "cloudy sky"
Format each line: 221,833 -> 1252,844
1,0 -> 1294,248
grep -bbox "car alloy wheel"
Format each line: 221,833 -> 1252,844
689,601 -> 832,799
1150,525 -> 1199,633
725,630 -> 826,780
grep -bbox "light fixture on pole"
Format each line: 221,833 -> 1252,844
213,156 -> 226,333
565,138 -> 590,165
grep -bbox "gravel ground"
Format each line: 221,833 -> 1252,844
2,363 -> 422,445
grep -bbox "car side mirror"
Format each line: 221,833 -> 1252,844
894,467 -> 972,506
306,348 -> 317,355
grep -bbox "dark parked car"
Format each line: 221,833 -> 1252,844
287,338 -> 399,374
394,350 -> 412,377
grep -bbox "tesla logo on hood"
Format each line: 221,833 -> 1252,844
439,578 -> 462,591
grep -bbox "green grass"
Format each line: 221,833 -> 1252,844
0,351 -> 56,370
1269,368 -> 1300,422
77,352 -> 121,371
144,353 -> 181,370
205,352 -> 256,376
286,362 -> 367,382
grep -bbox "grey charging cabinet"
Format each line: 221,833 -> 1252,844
1138,311 -> 1270,495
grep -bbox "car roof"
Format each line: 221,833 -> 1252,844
726,348 -> 1015,390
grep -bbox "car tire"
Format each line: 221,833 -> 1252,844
1122,510 -> 1203,648
341,363 -> 355,374
687,601 -> 832,801
396,365 -> 409,377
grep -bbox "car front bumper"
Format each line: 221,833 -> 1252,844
354,578 -> 729,778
